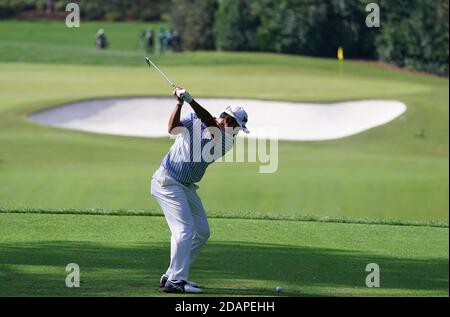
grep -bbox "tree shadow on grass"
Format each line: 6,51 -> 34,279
0,240 -> 447,296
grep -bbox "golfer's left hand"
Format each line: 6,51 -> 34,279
175,87 -> 193,104
173,87 -> 183,103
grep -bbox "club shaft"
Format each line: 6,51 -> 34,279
146,57 -> 176,89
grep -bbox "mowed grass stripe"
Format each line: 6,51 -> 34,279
0,207 -> 447,228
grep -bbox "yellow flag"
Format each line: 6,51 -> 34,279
337,47 -> 344,61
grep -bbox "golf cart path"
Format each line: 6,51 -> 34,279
28,97 -> 407,141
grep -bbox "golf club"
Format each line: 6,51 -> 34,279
145,57 -> 176,90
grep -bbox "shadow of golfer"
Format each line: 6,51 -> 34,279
0,239 -> 447,296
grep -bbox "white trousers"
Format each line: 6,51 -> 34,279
150,167 -> 210,282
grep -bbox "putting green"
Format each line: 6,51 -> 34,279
0,212 -> 447,296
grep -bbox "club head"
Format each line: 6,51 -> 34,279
145,57 -> 152,67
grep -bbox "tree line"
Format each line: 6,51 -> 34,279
172,0 -> 448,76
1,0 -> 448,75
0,0 -> 171,21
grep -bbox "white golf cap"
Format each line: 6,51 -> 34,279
225,106 -> 250,134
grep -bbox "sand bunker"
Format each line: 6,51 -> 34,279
28,97 -> 406,141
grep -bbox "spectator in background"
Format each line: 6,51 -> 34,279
167,29 -> 175,51
95,29 -> 108,49
165,29 -> 173,51
171,30 -> 182,52
145,29 -> 154,53
138,30 -> 146,49
158,27 -> 167,54
156,28 -> 182,54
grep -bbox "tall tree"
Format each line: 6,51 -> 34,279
46,0 -> 53,14
376,0 -> 449,75
214,0 -> 258,51
171,0 -> 218,50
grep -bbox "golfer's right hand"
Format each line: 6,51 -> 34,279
175,87 -> 193,104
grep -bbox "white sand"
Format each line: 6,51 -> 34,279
28,97 -> 406,141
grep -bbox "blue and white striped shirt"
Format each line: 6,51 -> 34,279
161,112 -> 234,184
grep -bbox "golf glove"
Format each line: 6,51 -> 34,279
175,89 -> 193,103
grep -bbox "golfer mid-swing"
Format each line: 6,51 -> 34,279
151,87 -> 249,293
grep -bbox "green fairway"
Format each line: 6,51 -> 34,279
0,23 -> 448,219
0,58 -> 448,221
0,20 -> 169,66
0,212 -> 447,297
0,60 -> 448,222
